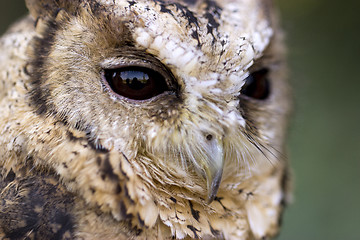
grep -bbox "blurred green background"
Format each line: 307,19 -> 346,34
1,1 -> 359,239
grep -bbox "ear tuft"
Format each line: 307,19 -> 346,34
25,0 -> 81,19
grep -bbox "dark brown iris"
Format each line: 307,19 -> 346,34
241,68 -> 270,100
104,67 -> 169,100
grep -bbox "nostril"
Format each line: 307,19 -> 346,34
206,134 -> 213,141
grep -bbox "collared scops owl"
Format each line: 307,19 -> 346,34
0,0 -> 291,239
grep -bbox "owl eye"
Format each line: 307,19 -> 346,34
241,68 -> 270,100
104,67 -> 169,100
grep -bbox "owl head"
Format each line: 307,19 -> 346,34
23,0 -> 290,237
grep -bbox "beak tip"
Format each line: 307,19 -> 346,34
207,191 -> 217,204
206,169 -> 223,204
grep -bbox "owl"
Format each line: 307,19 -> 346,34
0,0 -> 291,239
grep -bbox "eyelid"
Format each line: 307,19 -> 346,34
100,56 -> 177,89
100,57 -> 152,69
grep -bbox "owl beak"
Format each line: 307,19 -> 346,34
203,135 -> 224,204
206,164 -> 223,204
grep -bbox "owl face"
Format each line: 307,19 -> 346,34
28,0 -> 288,197
18,0 -> 291,237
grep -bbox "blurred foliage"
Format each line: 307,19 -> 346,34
1,0 -> 359,239
277,0 -> 360,239
0,1 -> 27,34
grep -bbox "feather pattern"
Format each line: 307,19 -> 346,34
0,0 -> 291,239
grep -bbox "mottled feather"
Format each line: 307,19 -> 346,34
0,0 -> 291,239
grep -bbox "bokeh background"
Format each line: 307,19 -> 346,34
1,1 -> 359,239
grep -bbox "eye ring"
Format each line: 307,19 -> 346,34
240,68 -> 270,100
103,66 -> 171,101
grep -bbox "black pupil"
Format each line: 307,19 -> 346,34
104,67 -> 168,100
119,70 -> 149,90
241,68 -> 270,100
